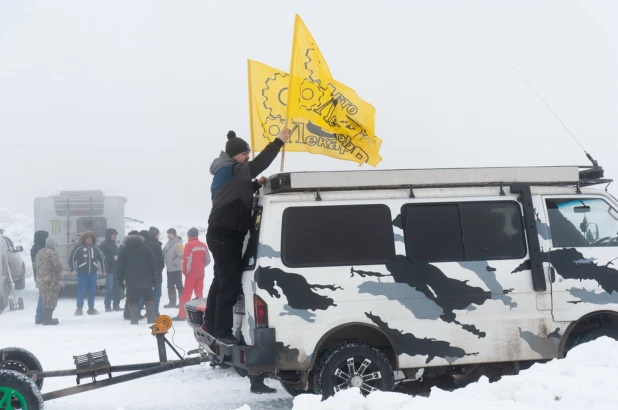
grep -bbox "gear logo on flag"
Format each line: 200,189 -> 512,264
262,72 -> 289,120
261,116 -> 285,141
299,78 -> 325,111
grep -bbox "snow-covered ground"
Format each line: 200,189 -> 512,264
1,279 -> 293,410
293,337 -> 618,410
3,208 -> 618,410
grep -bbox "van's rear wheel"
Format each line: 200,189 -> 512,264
314,341 -> 394,399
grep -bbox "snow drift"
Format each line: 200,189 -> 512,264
291,337 -> 618,410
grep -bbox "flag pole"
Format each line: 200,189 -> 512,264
282,15 -> 301,173
280,119 -> 288,172
247,59 -> 256,160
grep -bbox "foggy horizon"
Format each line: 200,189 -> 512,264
1,0 -> 616,221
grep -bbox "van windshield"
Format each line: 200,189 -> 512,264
546,198 -> 618,248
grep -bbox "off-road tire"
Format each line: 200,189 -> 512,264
0,369 -> 44,410
313,341 -> 394,399
567,327 -> 618,354
0,347 -> 44,390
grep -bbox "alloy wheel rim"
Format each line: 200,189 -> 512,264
332,356 -> 382,394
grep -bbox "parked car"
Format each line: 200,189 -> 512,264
0,229 -> 26,312
185,164 -> 618,398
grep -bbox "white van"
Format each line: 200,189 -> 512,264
34,190 -> 126,289
185,165 -> 618,397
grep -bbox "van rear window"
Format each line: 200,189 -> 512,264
281,205 -> 395,268
402,201 -> 526,262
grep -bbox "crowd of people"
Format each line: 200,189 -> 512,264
28,127 -> 291,394
30,226 -> 209,325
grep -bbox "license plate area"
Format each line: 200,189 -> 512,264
234,296 -> 245,315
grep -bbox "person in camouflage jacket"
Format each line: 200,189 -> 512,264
35,237 -> 63,325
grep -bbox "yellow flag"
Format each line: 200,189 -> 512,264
285,14 -> 382,167
247,59 -> 290,153
248,59 -> 382,163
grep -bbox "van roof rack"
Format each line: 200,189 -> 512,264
263,165 -> 611,195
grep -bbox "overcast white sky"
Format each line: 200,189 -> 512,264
1,0 -> 616,221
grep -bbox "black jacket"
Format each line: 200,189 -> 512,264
30,230 -> 49,280
208,139 -> 283,233
117,235 -> 157,290
69,244 -> 106,274
99,229 -> 119,273
144,236 -> 165,285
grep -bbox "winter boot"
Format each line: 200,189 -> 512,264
145,301 -> 156,324
163,288 -> 177,308
250,374 -> 277,394
128,304 -> 140,325
123,304 -> 131,320
87,308 -> 100,315
74,308 -> 83,316
105,307 -> 113,313
35,316 -> 43,325
42,308 -> 59,326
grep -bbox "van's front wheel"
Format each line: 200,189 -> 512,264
314,341 -> 394,399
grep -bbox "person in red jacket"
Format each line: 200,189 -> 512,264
173,228 -> 210,321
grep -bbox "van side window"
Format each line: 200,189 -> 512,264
281,205 -> 395,268
402,201 -> 526,262
546,198 -> 618,248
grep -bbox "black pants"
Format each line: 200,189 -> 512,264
166,271 -> 184,293
126,288 -> 154,304
205,227 -> 245,338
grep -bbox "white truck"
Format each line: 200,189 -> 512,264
34,190 -> 126,289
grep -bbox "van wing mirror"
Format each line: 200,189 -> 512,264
12,245 -> 24,252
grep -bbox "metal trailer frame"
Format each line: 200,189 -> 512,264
1,315 -> 209,405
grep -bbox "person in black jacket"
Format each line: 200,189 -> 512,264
69,231 -> 106,316
117,233 -> 157,324
144,227 -> 165,317
204,129 -> 289,344
99,228 -> 121,312
121,230 -> 140,320
204,128 -> 289,395
31,230 -> 49,324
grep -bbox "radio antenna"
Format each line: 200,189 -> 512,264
512,66 -> 597,167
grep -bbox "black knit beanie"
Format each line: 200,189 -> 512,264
149,226 -> 160,237
225,130 -> 251,157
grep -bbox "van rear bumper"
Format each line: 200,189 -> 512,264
187,316 -> 276,373
220,328 -> 277,373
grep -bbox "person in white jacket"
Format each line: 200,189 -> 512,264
163,228 -> 184,308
